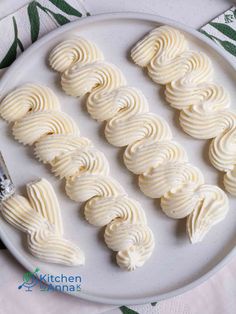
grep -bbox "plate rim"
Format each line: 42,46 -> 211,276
0,11 -> 236,306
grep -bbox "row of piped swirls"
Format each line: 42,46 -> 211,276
0,83 -> 154,270
48,36 -> 229,243
131,25 -> 236,196
1,178 -> 84,266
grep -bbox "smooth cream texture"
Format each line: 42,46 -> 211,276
50,36 -> 229,243
131,25 -> 236,197
0,83 -> 154,271
1,179 -> 84,266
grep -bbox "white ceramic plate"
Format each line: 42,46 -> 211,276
0,13 -> 236,305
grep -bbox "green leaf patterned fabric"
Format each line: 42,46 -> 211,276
0,0 -> 89,69
28,1 -> 40,42
120,306 -> 139,314
209,22 -> 236,41
49,0 -> 82,17
200,6 -> 236,62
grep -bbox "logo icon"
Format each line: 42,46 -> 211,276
18,268 -> 82,292
18,267 -> 40,291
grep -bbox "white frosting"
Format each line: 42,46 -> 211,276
1,179 -> 84,266
27,228 -> 84,266
26,178 -> 63,235
1,83 -> 154,271
49,37 -> 104,72
131,25 -> 235,197
124,140 -> 188,175
105,221 -> 155,271
1,195 -> 50,233
84,193 -> 154,271
224,167 -> 236,196
0,84 -> 60,122
87,86 -> 149,122
12,110 -> 79,145
66,175 -> 125,202
61,61 -> 127,97
34,134 -> 92,164
105,112 -> 172,147
52,147 -> 110,179
187,185 -> 228,243
84,196 -> 147,226
50,36 -> 229,242
131,26 -> 189,84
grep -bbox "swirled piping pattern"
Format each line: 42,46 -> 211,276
49,36 -> 229,243
1,178 -> 84,266
0,84 -> 154,271
131,25 -> 236,196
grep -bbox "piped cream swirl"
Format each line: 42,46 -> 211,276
131,25 -> 235,197
0,84 -> 60,122
1,179 -> 85,266
0,83 -> 154,271
49,36 -> 229,243
49,37 -> 104,72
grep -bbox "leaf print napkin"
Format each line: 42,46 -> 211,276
200,6 -> 236,63
0,0 -> 89,69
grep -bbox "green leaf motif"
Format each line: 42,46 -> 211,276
0,39 -> 17,69
47,11 -> 70,25
200,29 -> 236,57
199,29 -> 215,41
49,0 -> 82,17
209,22 -> 236,41
0,17 -> 18,68
120,306 -> 139,314
35,2 -> 71,26
28,1 -> 40,42
17,39 -> 24,52
217,39 -> 236,57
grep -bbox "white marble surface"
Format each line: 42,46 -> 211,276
0,0 -> 233,28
